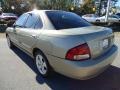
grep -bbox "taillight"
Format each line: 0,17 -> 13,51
65,43 -> 91,61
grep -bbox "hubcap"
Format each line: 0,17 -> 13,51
7,37 -> 10,47
36,54 -> 47,75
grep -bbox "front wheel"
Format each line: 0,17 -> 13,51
35,51 -> 52,77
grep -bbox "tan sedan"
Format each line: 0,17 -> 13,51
6,10 -> 118,80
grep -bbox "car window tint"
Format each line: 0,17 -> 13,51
24,14 -> 38,28
34,18 -> 43,29
15,13 -> 29,27
46,11 -> 91,30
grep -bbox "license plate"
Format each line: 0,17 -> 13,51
103,39 -> 109,48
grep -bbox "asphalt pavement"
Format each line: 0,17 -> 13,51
0,33 -> 120,90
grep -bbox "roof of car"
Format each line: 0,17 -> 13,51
26,9 -> 63,14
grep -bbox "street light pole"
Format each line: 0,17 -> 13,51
98,0 -> 102,16
105,0 -> 111,22
74,0 -> 75,7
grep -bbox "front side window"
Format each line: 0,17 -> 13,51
46,11 -> 91,30
15,13 -> 29,27
25,14 -> 40,29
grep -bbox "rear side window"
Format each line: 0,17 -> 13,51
46,11 -> 91,30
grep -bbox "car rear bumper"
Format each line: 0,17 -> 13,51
47,45 -> 118,80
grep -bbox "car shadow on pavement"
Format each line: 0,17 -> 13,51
12,47 -> 120,90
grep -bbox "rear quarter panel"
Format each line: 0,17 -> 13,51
36,34 -> 85,59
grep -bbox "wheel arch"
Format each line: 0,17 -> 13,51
32,48 -> 47,59
33,48 -> 41,57
32,47 -> 54,71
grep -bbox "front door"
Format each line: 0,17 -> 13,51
17,13 -> 43,53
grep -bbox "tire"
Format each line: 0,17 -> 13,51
6,36 -> 14,49
34,50 -> 52,77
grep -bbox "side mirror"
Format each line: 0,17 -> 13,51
7,21 -> 16,27
7,22 -> 14,27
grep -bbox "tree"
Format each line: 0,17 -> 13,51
80,0 -> 95,15
35,0 -> 73,11
2,0 -> 31,15
99,0 -> 118,16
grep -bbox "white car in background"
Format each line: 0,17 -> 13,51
98,15 -> 120,23
82,14 -> 120,23
82,14 -> 99,23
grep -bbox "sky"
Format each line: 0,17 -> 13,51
116,0 -> 120,6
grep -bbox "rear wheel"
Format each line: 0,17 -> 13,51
35,51 -> 52,77
6,36 -> 14,49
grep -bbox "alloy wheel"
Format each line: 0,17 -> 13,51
36,54 -> 48,75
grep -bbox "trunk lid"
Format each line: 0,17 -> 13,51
81,27 -> 114,59
60,26 -> 114,59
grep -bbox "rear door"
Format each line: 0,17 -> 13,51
16,13 -> 43,53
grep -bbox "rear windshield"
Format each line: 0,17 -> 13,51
46,11 -> 91,30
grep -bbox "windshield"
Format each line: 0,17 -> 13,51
109,15 -> 118,18
46,11 -> 92,30
94,15 -> 98,17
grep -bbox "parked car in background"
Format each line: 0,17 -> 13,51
116,13 -> 120,19
6,10 -> 118,80
82,14 -> 120,24
98,15 -> 120,23
82,14 -> 99,23
0,13 -> 18,26
116,13 -> 120,17
110,14 -> 120,19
